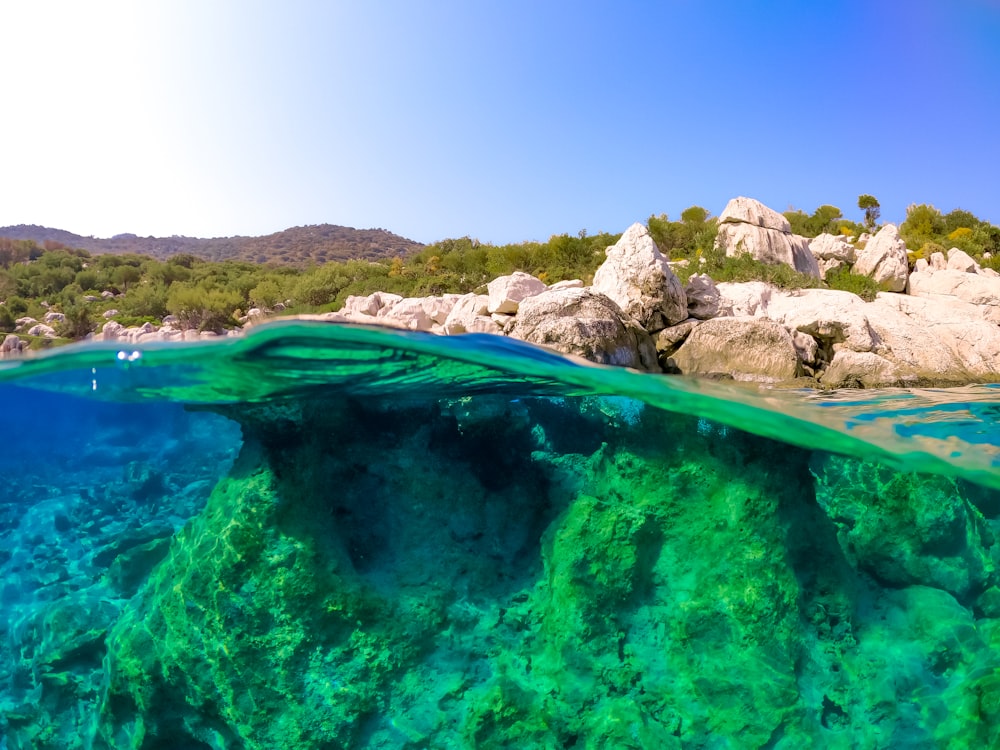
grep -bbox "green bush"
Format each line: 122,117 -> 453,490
75,269 -> 101,291
677,247 -> 820,291
56,305 -> 96,339
5,296 -> 28,315
648,209 -> 716,260
824,267 -> 882,302
249,278 -> 284,309
784,205 -> 844,238
123,282 -> 169,319
166,284 -> 243,332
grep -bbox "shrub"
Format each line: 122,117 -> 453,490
675,246 -> 820,291
123,282 -> 169,319
5,296 -> 28,315
249,279 -> 284,309
166,284 -> 243,332
56,305 -> 96,339
824,267 -> 881,302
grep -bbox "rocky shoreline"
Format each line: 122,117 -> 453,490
8,196 -> 1000,389
303,197 -> 1000,389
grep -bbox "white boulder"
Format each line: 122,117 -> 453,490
820,350 -> 902,388
487,272 -> 547,314
378,298 -> 434,331
947,247 -> 980,273
100,321 -> 125,340
669,316 -> 802,382
592,222 -> 687,331
26,324 -> 57,338
714,281 -> 774,317
344,291 -> 403,317
809,233 -> 857,280
442,294 -> 499,335
506,287 -> 659,371
907,269 -> 1000,324
809,233 -> 857,263
853,224 -> 908,292
717,196 -> 790,231
1,334 -> 24,355
715,197 -> 820,277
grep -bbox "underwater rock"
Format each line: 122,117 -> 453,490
812,454 -> 997,601
9,338 -> 1000,747
40,391 -> 988,748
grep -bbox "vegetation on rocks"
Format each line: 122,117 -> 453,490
784,204 -> 866,239
2,198 -> 999,348
900,204 -> 1000,265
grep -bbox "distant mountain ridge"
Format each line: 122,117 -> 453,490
0,223 -> 424,265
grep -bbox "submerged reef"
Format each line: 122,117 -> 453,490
4,392 -> 1000,748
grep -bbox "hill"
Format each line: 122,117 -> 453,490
0,224 -> 423,265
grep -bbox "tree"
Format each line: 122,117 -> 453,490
680,206 -> 710,224
249,278 -> 283,309
123,282 -> 169,319
56,304 -> 96,339
858,195 -> 881,231
782,205 -> 842,238
811,205 -> 843,235
112,265 -> 141,292
900,203 -> 945,246
943,208 -> 981,234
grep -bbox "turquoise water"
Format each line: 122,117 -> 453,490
1,321 -> 1000,748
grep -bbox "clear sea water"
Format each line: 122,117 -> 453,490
2,321 -> 1000,749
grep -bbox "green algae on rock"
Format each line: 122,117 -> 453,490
3,324 -> 1000,748
82,397 -> 1000,748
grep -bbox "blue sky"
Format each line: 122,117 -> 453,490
2,1 -> 999,244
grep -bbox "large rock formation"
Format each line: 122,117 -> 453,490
506,287 -> 659,372
853,224 -> 909,292
813,455 -> 995,601
487,271 -> 547,314
442,293 -> 499,335
907,268 -> 1000,324
715,197 -> 821,278
669,317 -> 802,382
592,222 -> 687,331
809,233 -> 857,279
724,285 -> 1000,387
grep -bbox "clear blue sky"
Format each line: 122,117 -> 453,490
2,1 -> 999,244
